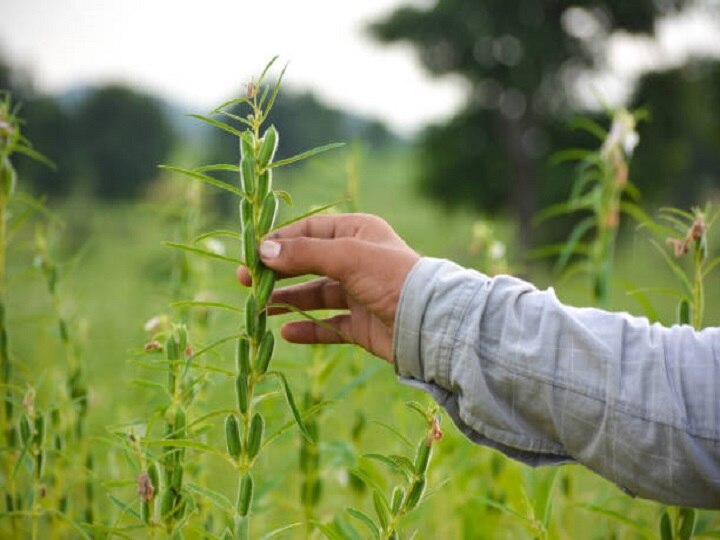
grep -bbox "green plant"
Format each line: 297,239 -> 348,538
536,108 -> 645,306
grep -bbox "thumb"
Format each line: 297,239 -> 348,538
259,237 -> 361,282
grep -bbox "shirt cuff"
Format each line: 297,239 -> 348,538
393,257 -> 488,386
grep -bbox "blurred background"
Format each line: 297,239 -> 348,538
3,1 -> 720,536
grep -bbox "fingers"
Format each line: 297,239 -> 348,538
281,314 -> 353,345
269,277 -> 347,313
259,236 -> 361,282
269,213 -> 387,241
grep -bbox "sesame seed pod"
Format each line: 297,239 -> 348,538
35,450 -> 45,479
254,331 -> 274,374
33,414 -> 45,448
243,221 -> 258,272
257,192 -> 278,236
388,530 -> 399,540
239,197 -> 253,229
160,488 -> 175,518
258,125 -> 278,167
391,487 -> 404,514
247,412 -> 264,460
236,373 -> 249,415
171,464 -> 184,491
255,311 -> 267,343
414,439 -> 431,475
244,294 -> 257,339
240,155 -> 256,196
174,406 -> 186,438
235,337 -> 250,376
225,414 -> 242,459
310,479 -> 322,505
255,267 -> 275,309
59,319 -> 69,343
257,171 -> 272,201
373,491 -> 390,529
177,325 -> 188,354
405,477 -> 426,511
240,132 -> 254,161
141,500 -> 151,524
237,473 -> 254,516
148,462 -> 160,496
19,414 -> 31,446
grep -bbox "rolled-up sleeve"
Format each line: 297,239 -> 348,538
393,257 -> 720,509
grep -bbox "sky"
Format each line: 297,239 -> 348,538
1,0 -> 719,135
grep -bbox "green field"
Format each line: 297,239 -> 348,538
5,145 -> 720,539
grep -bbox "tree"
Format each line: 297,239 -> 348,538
75,85 -> 174,199
370,0 -> 694,246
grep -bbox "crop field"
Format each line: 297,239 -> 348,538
3,69 -> 720,540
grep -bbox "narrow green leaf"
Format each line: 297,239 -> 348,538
269,199 -> 347,233
193,164 -> 240,173
659,206 -> 695,222
170,300 -> 243,314
362,453 -> 413,481
346,508 -> 380,539
212,96 -> 252,113
185,481 -> 234,516
14,144 -> 56,170
268,303 -> 352,342
579,503 -> 655,539
262,62 -> 288,121
142,438 -> 231,461
556,216 -> 594,272
549,148 -> 597,165
275,190 -> 293,206
107,494 -> 142,520
370,420 -> 413,448
188,114 -> 244,137
193,229 -> 242,243
268,142 -> 345,169
568,116 -> 607,140
158,165 -> 243,197
259,522 -> 303,540
311,521 -> 344,540
267,371 -> 313,442
257,55 -> 280,88
649,239 -> 693,299
164,241 -> 242,265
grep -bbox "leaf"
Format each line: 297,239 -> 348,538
188,114 -> 245,138
703,255 -> 720,278
212,96 -> 252,113
362,453 -> 413,481
257,55 -> 280,88
130,379 -> 169,395
170,300 -> 243,314
649,239 -> 693,299
268,142 -> 345,169
269,199 -> 347,234
370,420 -> 413,448
193,163 -> 240,173
345,508 -> 380,539
267,371 -> 313,442
659,206 -> 695,222
275,190 -> 293,206
311,521 -> 344,540
14,143 -> 56,170
259,522 -> 303,540
164,241 -> 242,265
262,400 -> 333,450
268,303 -> 352,342
549,148 -> 596,166
142,438 -> 231,461
106,494 -> 142,521
193,230 -> 242,243
185,481 -> 234,516
158,165 -> 243,197
262,62 -> 288,121
568,116 -> 607,140
579,503 -> 655,539
555,216 -> 594,273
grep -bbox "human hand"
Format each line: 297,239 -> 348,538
236,214 -> 420,362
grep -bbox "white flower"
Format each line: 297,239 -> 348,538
489,240 -> 506,261
602,109 -> 639,158
144,315 -> 168,334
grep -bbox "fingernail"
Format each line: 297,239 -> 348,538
260,240 -> 281,259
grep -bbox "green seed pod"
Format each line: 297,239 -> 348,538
160,488 -> 175,518
19,415 -> 31,446
414,439 -> 431,475
239,197 -> 253,229
59,319 -> 69,343
172,464 -> 184,491
258,125 -> 278,167
660,511 -> 672,540
0,157 -> 17,198
679,507 -> 697,540
247,412 -> 264,459
166,334 -> 180,361
240,132 -> 254,160
243,221 -> 258,271
245,294 -> 257,338
35,451 -> 45,479
391,487 -> 404,514
237,473 -> 254,516
256,311 -> 267,343
255,331 -> 274,374
225,414 -> 242,459
405,477 -> 426,511
141,500 -> 151,524
174,406 -> 186,438
255,267 -> 275,309
257,171 -> 272,201
240,155 -> 256,196
174,493 -> 186,519
310,479 -> 322,505
33,414 -> 45,448
236,337 -> 250,376
373,491 -> 389,529
177,325 -> 188,354
236,374 -> 249,415
388,530 -> 399,540
148,462 -> 160,496
257,192 -> 278,235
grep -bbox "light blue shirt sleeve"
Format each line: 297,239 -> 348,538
393,257 -> 720,509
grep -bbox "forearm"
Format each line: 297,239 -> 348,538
393,258 -> 720,508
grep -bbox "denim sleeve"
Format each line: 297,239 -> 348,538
393,257 -> 720,509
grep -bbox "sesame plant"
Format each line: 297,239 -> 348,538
536,108 -> 646,306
